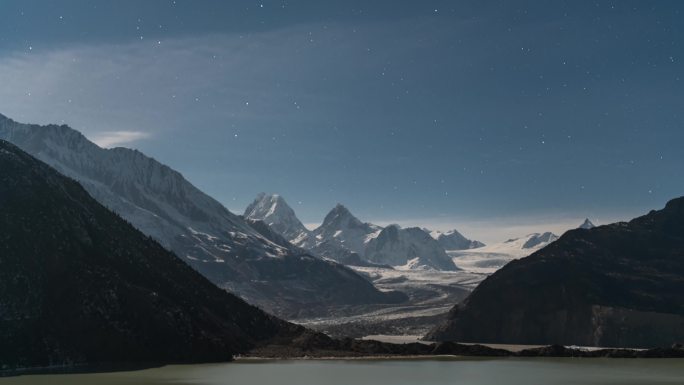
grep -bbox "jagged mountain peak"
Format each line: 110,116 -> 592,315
306,204 -> 382,257
377,223 -> 401,238
579,218 -> 595,229
246,193 -> 288,217
365,225 -> 459,271
321,203 -> 362,227
333,202 -> 348,211
244,193 -> 310,241
429,228 -> 485,250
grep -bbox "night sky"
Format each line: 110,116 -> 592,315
1,1 -> 682,242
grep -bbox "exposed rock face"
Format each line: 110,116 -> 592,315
0,140 -> 301,369
244,193 -> 310,242
0,114 -> 400,318
426,197 -> 684,348
365,225 -> 459,271
311,204 -> 382,257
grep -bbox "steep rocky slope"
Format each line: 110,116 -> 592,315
0,140 -> 302,369
426,198 -> 684,348
365,225 -> 459,271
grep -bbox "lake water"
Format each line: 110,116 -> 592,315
2,358 -> 684,385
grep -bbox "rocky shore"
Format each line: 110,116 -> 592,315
249,331 -> 684,359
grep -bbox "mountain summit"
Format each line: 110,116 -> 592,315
365,225 -> 459,271
579,218 -> 596,229
429,229 -> 485,250
244,193 -> 310,242
243,195 -> 464,271
312,204 -> 381,257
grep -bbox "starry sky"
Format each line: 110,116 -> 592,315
0,1 -> 682,243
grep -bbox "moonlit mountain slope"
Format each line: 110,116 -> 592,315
0,113 -> 402,318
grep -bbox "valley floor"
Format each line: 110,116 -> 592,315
292,244 -> 547,337
293,263 -> 486,337
288,235 -> 568,339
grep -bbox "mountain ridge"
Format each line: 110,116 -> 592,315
245,193 -> 486,272
0,114 -> 399,318
426,197 -> 684,348
0,139 -> 302,368
365,225 -> 460,271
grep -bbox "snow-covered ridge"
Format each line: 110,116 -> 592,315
0,115 -> 286,259
244,192 -> 310,241
311,203 -> 382,257
244,193 -> 487,272
365,225 -> 459,271
429,229 -> 485,250
244,194 -> 382,264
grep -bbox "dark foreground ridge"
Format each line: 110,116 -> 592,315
426,196 -> 684,348
0,140 -> 303,371
248,331 -> 684,359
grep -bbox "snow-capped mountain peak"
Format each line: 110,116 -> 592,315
428,228 -> 485,250
365,225 -> 459,271
579,218 -> 595,229
521,232 -> 559,249
244,193 -> 310,241
320,203 -> 363,228
313,204 -> 381,256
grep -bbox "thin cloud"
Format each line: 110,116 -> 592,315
90,130 -> 151,148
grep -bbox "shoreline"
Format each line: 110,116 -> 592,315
236,354 -> 468,362
3,344 -> 682,378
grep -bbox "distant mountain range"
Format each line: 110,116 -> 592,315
429,229 -> 486,250
426,200 -> 684,348
0,114 -> 402,319
0,140 -> 303,369
244,193 -> 484,271
448,232 -> 559,274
